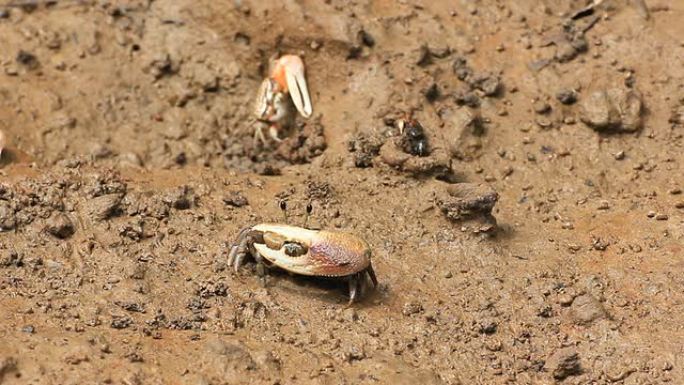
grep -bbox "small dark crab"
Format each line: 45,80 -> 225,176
228,223 -> 378,304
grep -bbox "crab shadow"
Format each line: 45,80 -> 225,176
254,267 -> 379,306
0,149 -> 17,167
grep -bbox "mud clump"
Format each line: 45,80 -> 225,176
437,183 -> 498,232
45,213 -> 75,239
223,191 -> 249,208
545,348 -> 582,380
379,120 -> 451,176
379,140 -> 450,176
580,88 -> 643,132
452,55 -> 502,97
571,294 -> 608,324
556,89 -> 578,105
85,194 -> 123,221
16,50 -> 40,70
226,121 -> 327,175
348,131 -> 384,168
163,185 -> 196,210
669,104 -> 684,126
0,201 -> 15,230
0,356 -> 18,382
201,339 -> 257,381
544,16 -> 595,63
442,108 -> 485,160
275,121 -> 327,164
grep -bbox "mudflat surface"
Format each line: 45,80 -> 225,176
1,1 -> 683,384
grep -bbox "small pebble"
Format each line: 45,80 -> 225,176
563,116 -> 576,125
402,301 -> 423,316
533,100 -> 551,114
655,213 -> 668,221
223,191 -> 249,207
536,117 -> 553,128
558,294 -> 575,307
556,89 -> 578,105
45,213 -> 75,239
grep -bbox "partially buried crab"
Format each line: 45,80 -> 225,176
397,116 -> 429,157
253,54 -> 313,144
228,216 -> 378,304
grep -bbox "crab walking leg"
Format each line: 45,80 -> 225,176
348,274 -> 360,304
254,122 -> 268,145
227,229 -> 247,267
233,251 -> 249,273
275,55 -> 313,118
366,264 -> 378,287
250,246 -> 269,285
227,244 -> 241,268
347,268 -> 379,304
229,228 -> 263,272
229,239 -> 251,272
268,125 -> 282,142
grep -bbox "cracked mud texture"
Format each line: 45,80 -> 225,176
1,1 -> 684,384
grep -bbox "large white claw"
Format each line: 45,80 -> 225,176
280,55 -> 313,118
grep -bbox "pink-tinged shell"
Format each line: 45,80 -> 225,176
304,231 -> 371,276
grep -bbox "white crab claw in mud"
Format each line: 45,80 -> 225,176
252,54 -> 314,145
273,55 -> 313,118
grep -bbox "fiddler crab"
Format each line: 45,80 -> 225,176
228,203 -> 378,304
253,54 -> 313,144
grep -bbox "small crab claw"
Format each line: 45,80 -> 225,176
271,55 -> 313,119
